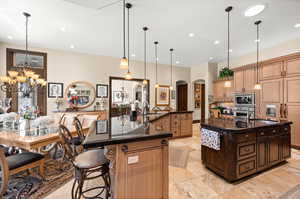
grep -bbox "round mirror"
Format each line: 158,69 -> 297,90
65,81 -> 96,109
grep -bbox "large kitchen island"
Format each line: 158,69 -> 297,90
201,119 -> 292,182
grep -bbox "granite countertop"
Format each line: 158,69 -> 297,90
201,119 -> 292,132
83,115 -> 172,148
146,110 -> 193,122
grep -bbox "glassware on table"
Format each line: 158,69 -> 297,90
1,98 -> 12,113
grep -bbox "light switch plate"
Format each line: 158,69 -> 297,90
128,156 -> 139,164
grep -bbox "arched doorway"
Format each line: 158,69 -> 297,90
193,79 -> 205,122
176,80 -> 188,111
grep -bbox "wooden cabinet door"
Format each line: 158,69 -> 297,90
116,140 -> 168,199
234,70 -> 244,92
260,79 -> 284,119
257,137 -> 269,171
268,135 -> 281,166
284,76 -> 300,147
285,57 -> 300,77
213,82 -> 220,101
244,67 -> 257,92
224,80 -> 234,101
281,134 -> 291,159
260,61 -> 283,81
180,114 -> 193,137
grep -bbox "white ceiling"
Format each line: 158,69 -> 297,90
0,0 -> 300,67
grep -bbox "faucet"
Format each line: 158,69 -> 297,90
142,100 -> 150,115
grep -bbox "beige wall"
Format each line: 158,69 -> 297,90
0,42 -> 191,114
190,62 -> 218,119
218,36 -> 300,71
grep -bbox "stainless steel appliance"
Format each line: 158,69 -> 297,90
233,93 -> 256,120
266,104 -> 277,118
234,93 -> 255,107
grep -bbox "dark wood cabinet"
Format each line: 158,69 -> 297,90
201,122 -> 291,182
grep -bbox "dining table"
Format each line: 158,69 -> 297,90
0,124 -> 89,152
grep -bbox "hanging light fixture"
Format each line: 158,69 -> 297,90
124,3 -> 132,79
169,48 -> 174,90
120,0 -> 128,69
142,27 -> 148,85
154,41 -> 159,88
224,6 -> 233,88
0,12 -> 46,94
254,20 -> 262,90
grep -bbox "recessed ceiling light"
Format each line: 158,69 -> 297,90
176,61 -> 180,64
255,39 -> 260,43
214,40 -> 220,45
131,54 -> 136,57
60,27 -> 66,32
188,33 -> 195,37
244,4 -> 266,17
7,35 -> 13,40
70,44 -> 75,49
294,23 -> 300,28
209,57 -> 214,60
229,49 -> 233,52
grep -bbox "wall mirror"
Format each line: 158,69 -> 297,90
109,77 -> 149,117
65,81 -> 96,109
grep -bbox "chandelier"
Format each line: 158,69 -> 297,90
0,12 -> 46,94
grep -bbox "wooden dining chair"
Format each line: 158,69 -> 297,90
0,147 -> 45,197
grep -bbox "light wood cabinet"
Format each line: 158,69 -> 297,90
260,61 -> 283,81
284,57 -> 300,77
234,67 -> 257,92
284,76 -> 300,147
234,70 -> 244,92
115,139 -> 169,199
260,78 -> 284,119
213,80 -> 233,102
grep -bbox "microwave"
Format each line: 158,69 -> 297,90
234,93 -> 255,107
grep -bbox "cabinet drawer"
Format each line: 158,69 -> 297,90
237,157 -> 257,179
180,113 -> 192,120
234,132 -> 256,143
257,127 -> 281,137
171,119 -> 180,127
281,125 -> 290,134
237,141 -> 257,161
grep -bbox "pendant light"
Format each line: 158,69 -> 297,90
120,0 -> 128,69
169,48 -> 174,90
142,27 -> 148,85
254,20 -> 262,90
224,6 -> 233,88
124,3 -> 132,79
154,41 -> 159,88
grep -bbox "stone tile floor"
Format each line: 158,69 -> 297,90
46,124 -> 300,199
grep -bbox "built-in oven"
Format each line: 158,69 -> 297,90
234,93 -> 255,107
233,107 -> 255,120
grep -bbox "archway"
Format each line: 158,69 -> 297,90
193,79 -> 205,122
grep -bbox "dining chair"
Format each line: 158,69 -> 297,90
0,147 -> 45,197
58,124 -> 111,199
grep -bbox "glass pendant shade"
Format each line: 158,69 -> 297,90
143,79 -> 148,85
224,80 -> 232,88
155,83 -> 159,88
120,57 -> 128,69
125,71 -> 132,80
169,86 -> 173,90
254,83 -> 262,90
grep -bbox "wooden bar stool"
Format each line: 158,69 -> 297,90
0,147 -> 45,197
58,124 -> 111,199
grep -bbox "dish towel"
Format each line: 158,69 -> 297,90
201,128 -> 220,150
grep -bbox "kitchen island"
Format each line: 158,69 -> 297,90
201,119 -> 292,182
83,115 -> 172,199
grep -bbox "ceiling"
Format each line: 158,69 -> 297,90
0,0 -> 300,67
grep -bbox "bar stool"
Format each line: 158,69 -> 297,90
58,125 -> 111,199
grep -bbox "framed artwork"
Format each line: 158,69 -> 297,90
155,85 -> 170,106
113,91 -> 123,103
48,82 -> 63,98
96,120 -> 108,134
96,84 -> 108,98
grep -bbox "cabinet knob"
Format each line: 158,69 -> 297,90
121,145 -> 128,153
261,132 -> 265,136
245,135 -> 249,138
284,128 -> 288,131
272,130 -> 276,133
